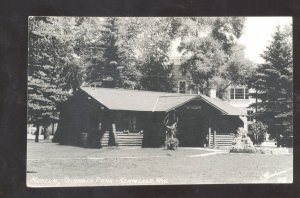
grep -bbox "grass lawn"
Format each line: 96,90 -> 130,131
27,140 -> 293,187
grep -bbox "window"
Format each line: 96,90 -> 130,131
178,81 -> 186,93
235,88 -> 244,99
230,88 -> 249,100
247,110 -> 254,122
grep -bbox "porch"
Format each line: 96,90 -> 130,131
54,87 -> 247,148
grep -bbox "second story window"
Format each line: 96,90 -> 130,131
178,81 -> 186,93
235,88 -> 244,99
230,88 -> 249,100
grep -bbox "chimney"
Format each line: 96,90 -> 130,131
208,88 -> 217,98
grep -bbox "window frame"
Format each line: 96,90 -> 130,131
230,87 -> 249,100
178,80 -> 187,94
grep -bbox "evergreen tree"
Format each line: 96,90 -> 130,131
247,26 -> 293,145
85,18 -> 126,88
28,17 -> 70,142
116,17 -> 142,89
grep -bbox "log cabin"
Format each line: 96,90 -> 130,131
53,86 -> 247,148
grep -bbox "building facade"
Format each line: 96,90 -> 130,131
171,57 -> 254,131
53,87 -> 246,148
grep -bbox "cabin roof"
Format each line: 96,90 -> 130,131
80,87 -> 246,115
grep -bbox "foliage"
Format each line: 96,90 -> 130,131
134,18 -> 175,92
179,36 -> 227,93
171,17 -> 214,39
230,146 -> 257,153
27,17 -> 259,143
218,44 -> 255,98
277,134 -> 293,148
248,121 -> 268,145
230,127 -> 290,154
230,145 -> 289,154
116,18 -> 143,88
85,18 -> 123,88
28,17 -> 71,140
28,17 -> 254,98
247,25 -> 293,143
177,17 -> 254,98
211,17 -> 246,54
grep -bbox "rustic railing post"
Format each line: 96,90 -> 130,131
213,129 -> 216,148
208,127 -> 211,148
112,123 -> 118,146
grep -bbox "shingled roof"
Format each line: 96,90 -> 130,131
80,87 -> 246,115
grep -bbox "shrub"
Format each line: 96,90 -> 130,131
230,128 -> 290,154
230,146 -> 257,153
277,134 -> 293,148
165,137 -> 179,150
248,121 -> 268,145
230,146 -> 289,154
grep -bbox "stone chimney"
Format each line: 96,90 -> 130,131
208,88 -> 217,98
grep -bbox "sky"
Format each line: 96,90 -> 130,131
170,17 -> 292,64
239,17 -> 292,64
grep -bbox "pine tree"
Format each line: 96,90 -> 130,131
85,18 -> 125,88
248,26 -> 293,145
28,17 -> 70,142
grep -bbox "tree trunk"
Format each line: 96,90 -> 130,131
51,122 -> 55,135
275,130 -> 281,147
35,124 -> 40,142
44,126 -> 50,140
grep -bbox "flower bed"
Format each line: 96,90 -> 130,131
230,146 -> 289,154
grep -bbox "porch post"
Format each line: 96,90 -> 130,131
112,123 -> 118,146
213,129 -> 216,148
208,127 -> 211,148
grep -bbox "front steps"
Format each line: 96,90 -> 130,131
208,134 -> 235,147
116,132 -> 143,146
100,131 -> 143,147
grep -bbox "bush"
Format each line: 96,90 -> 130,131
277,134 -> 293,148
230,128 -> 290,154
248,121 -> 268,145
230,146 -> 257,153
230,146 -> 289,154
165,137 -> 179,150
